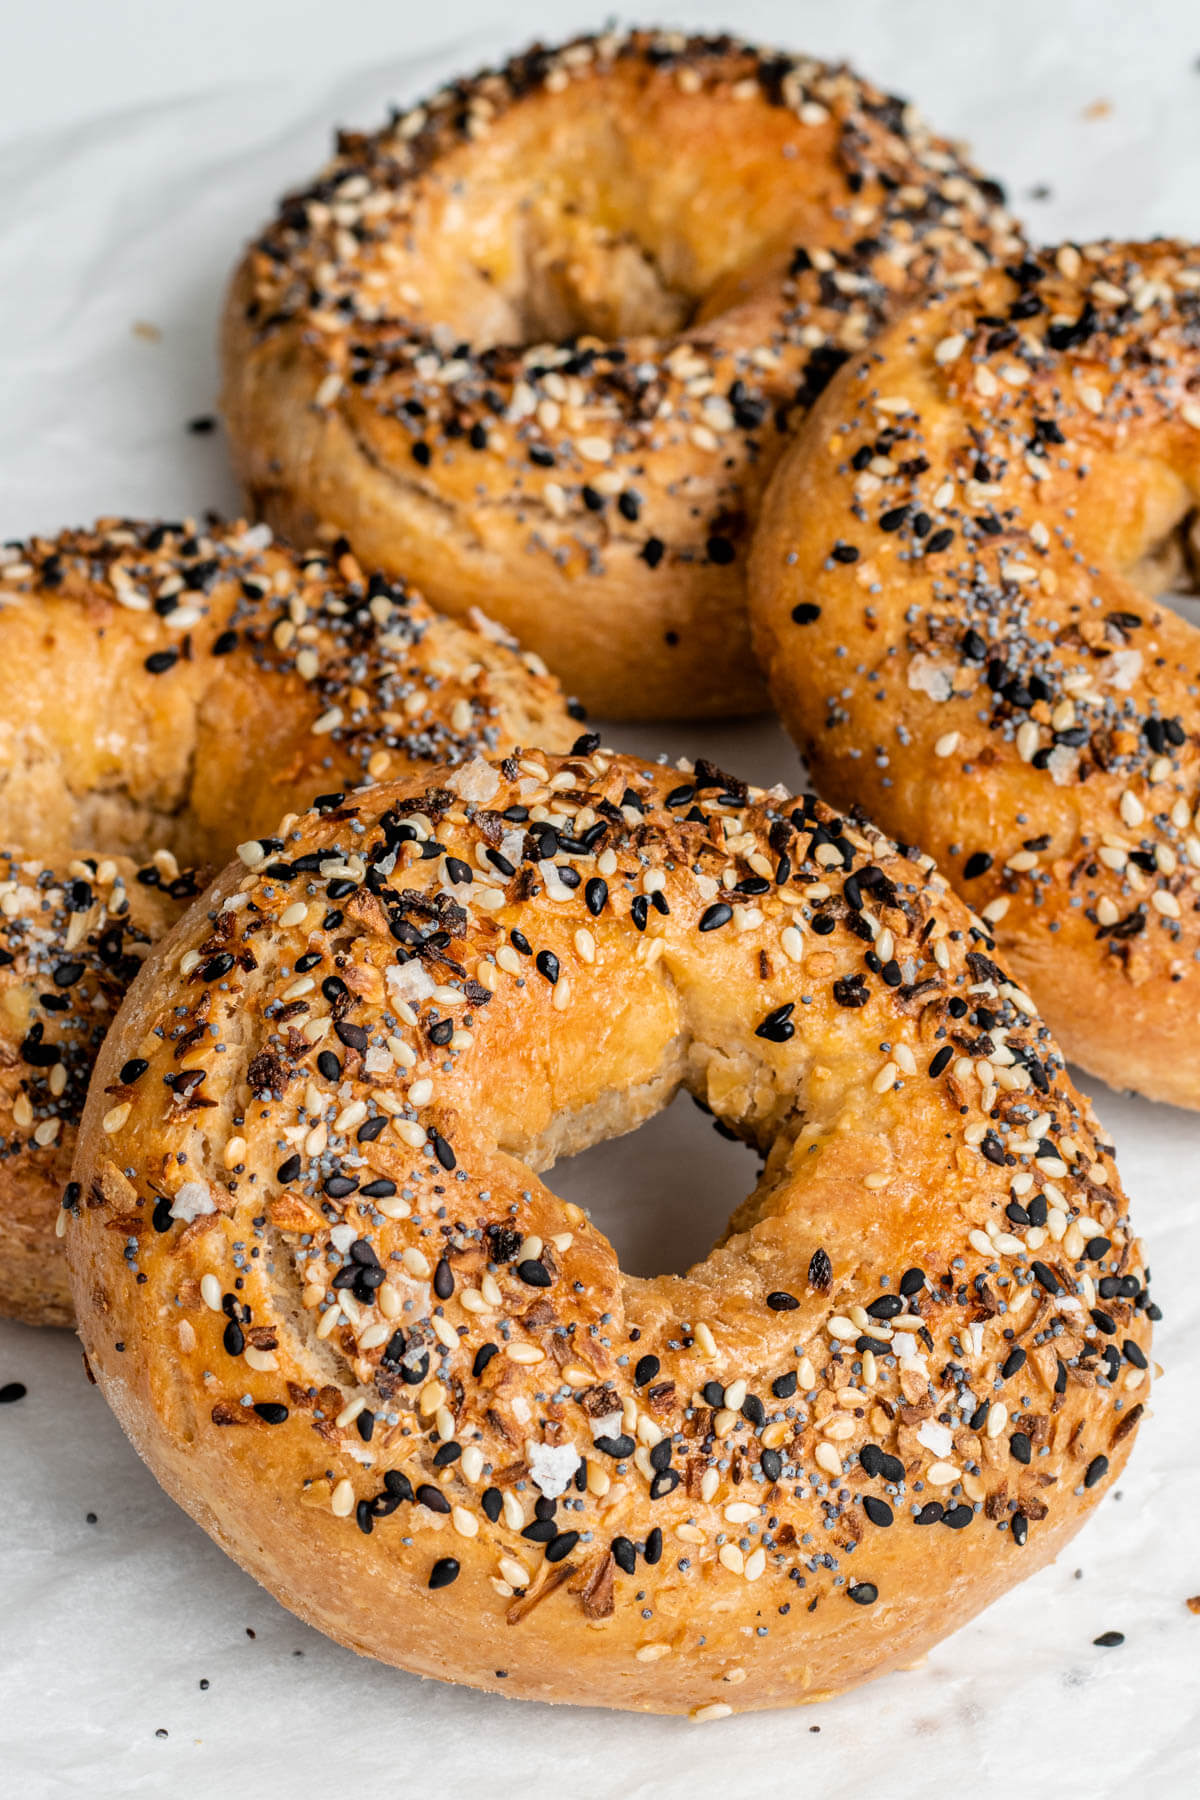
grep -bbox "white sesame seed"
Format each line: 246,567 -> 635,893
872,1061 -> 899,1094
815,1442 -> 842,1478
779,924 -> 805,963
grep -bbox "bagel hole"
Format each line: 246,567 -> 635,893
551,1089 -> 758,1279
434,204 -> 701,349
1128,504 -> 1200,622
398,91 -> 815,353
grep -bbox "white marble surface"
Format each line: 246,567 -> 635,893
2,4 -> 1199,1795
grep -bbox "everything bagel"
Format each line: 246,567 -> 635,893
751,240 -> 1200,1109
68,745 -> 1150,1713
0,518 -> 572,1325
222,29 -> 1023,719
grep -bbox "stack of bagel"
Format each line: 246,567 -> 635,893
3,29 -> 1176,1718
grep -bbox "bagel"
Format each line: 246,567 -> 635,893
0,518 -> 572,1326
67,744 -> 1150,1714
221,28 -> 1023,720
751,240 -> 1200,1109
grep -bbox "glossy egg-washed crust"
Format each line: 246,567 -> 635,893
68,747 -> 1151,1714
221,28 -> 1023,719
0,518 -> 573,1325
751,241 -> 1200,1109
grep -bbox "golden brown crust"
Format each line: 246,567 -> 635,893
222,28 -> 1023,719
0,519 -> 573,1325
751,240 -> 1200,1109
68,747 -> 1150,1713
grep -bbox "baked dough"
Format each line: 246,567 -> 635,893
751,240 -> 1200,1108
68,745 -> 1151,1712
0,518 -> 572,1325
222,28 -> 1022,719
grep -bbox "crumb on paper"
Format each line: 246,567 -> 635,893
1082,98 -> 1112,120
1187,1595 -> 1200,1615
132,319 -> 162,342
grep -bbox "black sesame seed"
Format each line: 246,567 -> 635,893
766,1290 -> 799,1312
755,1003 -> 795,1043
611,1535 -> 637,1574
866,1294 -> 903,1320
698,902 -> 733,932
481,1487 -> 503,1523
428,1557 -> 460,1589
1084,1455 -> 1109,1488
594,1434 -> 635,1459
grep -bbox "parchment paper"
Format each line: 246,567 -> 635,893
1,4 -> 1198,1795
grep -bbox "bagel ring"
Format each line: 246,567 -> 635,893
751,240 -> 1200,1109
222,28 -> 1023,720
68,745 -> 1150,1714
0,518 -> 572,1326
